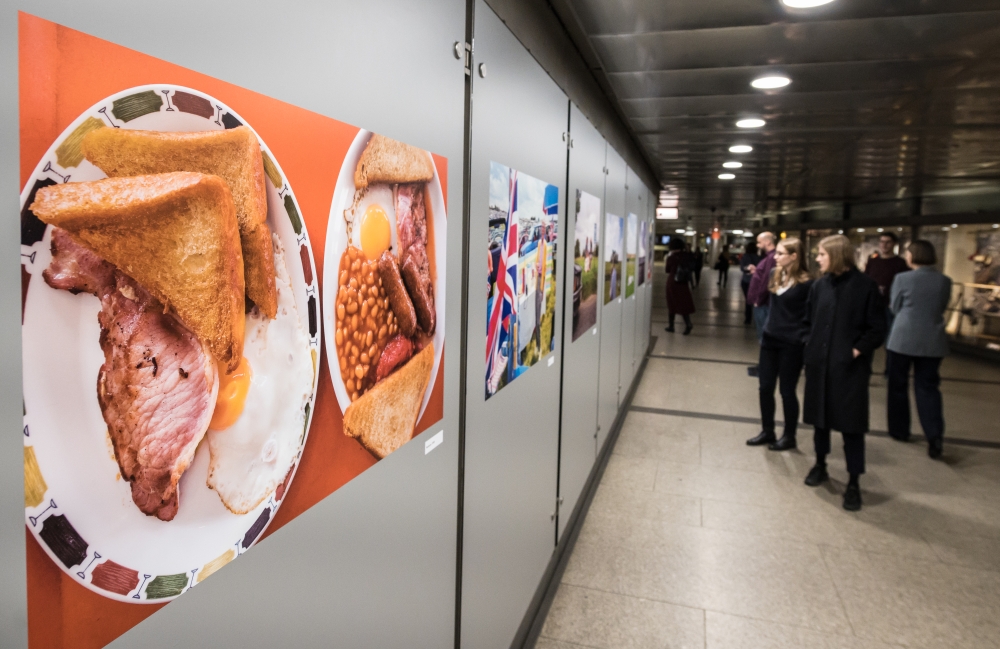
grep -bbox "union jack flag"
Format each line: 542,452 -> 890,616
486,170 -> 518,392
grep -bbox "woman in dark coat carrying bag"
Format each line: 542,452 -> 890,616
802,235 -> 886,511
665,238 -> 696,334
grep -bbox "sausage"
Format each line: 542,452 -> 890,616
401,253 -> 436,335
377,251 -> 417,338
374,334 -> 413,383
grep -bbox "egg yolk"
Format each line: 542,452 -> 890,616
360,204 -> 391,260
210,357 -> 252,430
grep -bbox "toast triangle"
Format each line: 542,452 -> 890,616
354,134 -> 435,189
81,125 -> 277,318
31,172 -> 245,371
343,342 -> 434,458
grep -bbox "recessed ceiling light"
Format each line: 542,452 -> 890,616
732,229 -> 744,235
877,228 -> 884,232
993,224 -> 999,228
675,229 -> 686,234
736,118 -> 766,128
729,145 -> 753,153
719,173 -> 736,180
941,227 -> 950,231
782,0 -> 835,7
751,75 -> 791,89
951,224 -> 958,228
723,161 -> 743,169
857,228 -> 865,233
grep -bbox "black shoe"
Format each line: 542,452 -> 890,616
843,484 -> 862,511
889,433 -> 910,443
683,324 -> 693,335
804,464 -> 829,487
747,365 -> 759,377
665,326 -> 675,333
746,431 -> 776,446
768,435 -> 797,451
928,438 -> 943,460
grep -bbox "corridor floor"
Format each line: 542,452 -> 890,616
536,265 -> 1000,649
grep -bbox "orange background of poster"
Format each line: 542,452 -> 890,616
19,13 -> 446,649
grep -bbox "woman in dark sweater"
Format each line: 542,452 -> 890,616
747,238 -> 813,451
802,235 -> 886,511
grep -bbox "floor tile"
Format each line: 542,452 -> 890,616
541,584 -> 705,649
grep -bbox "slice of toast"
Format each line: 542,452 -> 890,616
342,342 -> 434,459
31,172 -> 245,371
81,126 -> 277,318
354,134 -> 435,189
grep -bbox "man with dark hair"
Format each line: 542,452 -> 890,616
865,232 -> 911,371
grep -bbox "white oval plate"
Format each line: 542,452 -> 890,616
20,85 -> 320,603
322,130 -> 446,421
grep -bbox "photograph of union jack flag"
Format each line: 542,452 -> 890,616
486,161 -> 559,399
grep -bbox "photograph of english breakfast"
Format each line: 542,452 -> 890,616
323,131 -> 447,460
20,86 -> 320,603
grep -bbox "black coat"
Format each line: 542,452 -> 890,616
802,268 -> 886,434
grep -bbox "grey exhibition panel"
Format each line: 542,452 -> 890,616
1,1 -> 466,647
461,2 -> 568,647
556,103 -> 606,541
596,147 -> 627,452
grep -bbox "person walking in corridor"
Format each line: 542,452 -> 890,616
665,238 -> 695,335
747,238 -> 813,451
886,240 -> 952,459
746,232 -> 778,344
692,247 -> 705,287
802,235 -> 886,511
715,246 -> 731,288
740,242 -> 761,325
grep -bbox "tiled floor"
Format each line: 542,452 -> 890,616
536,266 -> 1000,649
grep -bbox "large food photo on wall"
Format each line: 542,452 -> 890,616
486,162 -> 559,398
20,86 -> 320,602
323,132 -> 446,459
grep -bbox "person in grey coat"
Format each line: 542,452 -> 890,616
886,240 -> 953,459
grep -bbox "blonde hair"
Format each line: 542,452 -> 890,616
768,237 -> 812,292
818,234 -> 856,275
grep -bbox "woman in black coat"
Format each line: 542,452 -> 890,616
802,235 -> 886,511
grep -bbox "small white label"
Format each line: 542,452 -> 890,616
425,430 -> 444,455
547,356 -> 555,367
592,327 -> 598,335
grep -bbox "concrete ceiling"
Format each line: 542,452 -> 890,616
549,0 -> 1000,231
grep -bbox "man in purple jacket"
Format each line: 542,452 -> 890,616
746,232 -> 778,344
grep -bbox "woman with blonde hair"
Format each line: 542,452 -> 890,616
801,235 -> 886,511
747,237 -> 813,451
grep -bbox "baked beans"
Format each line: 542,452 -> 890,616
336,246 -> 398,401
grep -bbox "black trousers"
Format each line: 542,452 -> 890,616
717,268 -> 728,287
814,428 -> 865,475
693,268 -> 702,286
758,338 -> 804,437
887,351 -> 944,442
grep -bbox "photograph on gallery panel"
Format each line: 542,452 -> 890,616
625,212 -> 638,298
485,162 -> 558,398
603,213 -> 623,304
19,13 -> 446,649
572,189 -> 600,341
637,220 -> 647,286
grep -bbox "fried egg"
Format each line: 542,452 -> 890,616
206,236 -> 313,515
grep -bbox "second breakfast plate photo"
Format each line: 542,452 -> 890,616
323,130 -> 447,460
